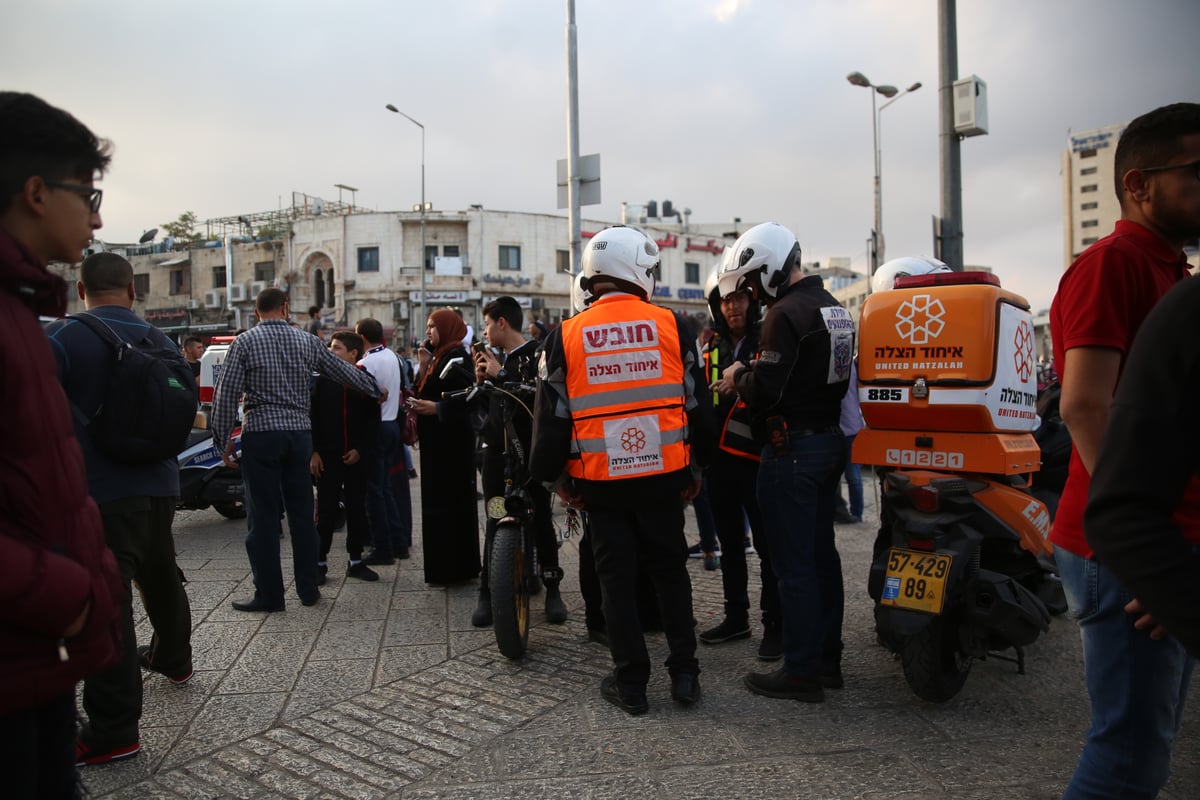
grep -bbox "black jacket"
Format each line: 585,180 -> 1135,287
310,373 -> 381,457
732,275 -> 854,434
478,338 -> 540,455
1086,275 -> 1200,659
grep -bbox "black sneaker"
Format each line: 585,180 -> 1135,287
137,645 -> 194,684
687,543 -> 704,559
544,586 -> 568,624
397,546 -> 411,560
346,561 -> 380,582
600,675 -> 648,716
75,738 -> 140,767
743,668 -> 824,702
670,673 -> 701,706
316,564 -> 328,586
363,550 -> 396,566
698,618 -> 751,645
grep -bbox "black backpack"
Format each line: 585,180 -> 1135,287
69,312 -> 199,464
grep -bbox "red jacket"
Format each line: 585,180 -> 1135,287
0,230 -> 122,713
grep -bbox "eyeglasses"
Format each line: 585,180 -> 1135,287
45,181 -> 103,213
1139,159 -> 1200,181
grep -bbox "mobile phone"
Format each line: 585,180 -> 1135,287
471,341 -> 487,355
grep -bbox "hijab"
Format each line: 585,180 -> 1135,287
419,307 -> 468,393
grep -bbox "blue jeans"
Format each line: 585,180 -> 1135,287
756,430 -> 846,676
240,430 -> 321,603
1056,546 -> 1194,800
842,433 -> 863,519
366,420 -> 411,555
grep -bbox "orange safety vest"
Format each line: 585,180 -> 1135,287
562,294 -> 690,482
703,339 -> 760,462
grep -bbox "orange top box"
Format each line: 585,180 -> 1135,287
857,273 -> 1040,435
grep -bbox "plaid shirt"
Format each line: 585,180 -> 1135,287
211,320 -> 381,448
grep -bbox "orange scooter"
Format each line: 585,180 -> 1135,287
854,271 -> 1063,702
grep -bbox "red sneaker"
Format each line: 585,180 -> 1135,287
137,645 -> 194,685
75,739 -> 140,766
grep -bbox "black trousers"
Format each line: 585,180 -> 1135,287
480,453 -> 559,590
82,495 -> 191,748
588,504 -> 698,688
315,450 -> 370,561
709,451 -> 781,627
0,692 -> 79,799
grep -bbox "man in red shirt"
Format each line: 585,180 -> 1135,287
1050,102 -> 1200,800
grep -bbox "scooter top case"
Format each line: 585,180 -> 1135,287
854,271 -> 1042,476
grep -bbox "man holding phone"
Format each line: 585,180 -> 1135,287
471,297 -> 567,626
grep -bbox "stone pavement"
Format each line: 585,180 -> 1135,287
81,477 -> 1198,799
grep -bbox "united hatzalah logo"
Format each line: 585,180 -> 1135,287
895,294 -> 946,345
620,426 -> 646,453
1013,320 -> 1034,382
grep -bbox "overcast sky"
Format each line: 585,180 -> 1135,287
6,0 -> 1198,310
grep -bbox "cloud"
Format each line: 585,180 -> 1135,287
711,0 -> 748,23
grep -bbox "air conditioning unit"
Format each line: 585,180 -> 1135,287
953,75 -> 988,137
249,280 -> 267,297
227,283 -> 247,303
185,298 -> 200,310
204,289 -> 225,309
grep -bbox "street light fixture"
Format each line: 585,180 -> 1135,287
385,103 -> 427,330
847,72 -> 921,277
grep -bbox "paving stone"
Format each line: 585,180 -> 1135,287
162,692 -> 288,768
375,644 -> 447,686
218,629 -> 318,693
284,658 -> 376,718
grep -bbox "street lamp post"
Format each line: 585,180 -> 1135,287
385,103 -> 426,331
847,72 -> 921,278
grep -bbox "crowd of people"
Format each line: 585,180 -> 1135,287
3,89 -> 1199,800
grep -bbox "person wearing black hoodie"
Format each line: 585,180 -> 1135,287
310,331 -> 382,583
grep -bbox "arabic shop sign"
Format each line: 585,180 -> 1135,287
146,307 -> 190,329
482,273 -> 532,287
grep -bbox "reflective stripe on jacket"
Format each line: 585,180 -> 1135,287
702,338 -> 760,462
562,295 -> 689,481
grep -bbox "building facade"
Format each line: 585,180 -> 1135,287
1061,121 -> 1124,269
58,197 -> 742,346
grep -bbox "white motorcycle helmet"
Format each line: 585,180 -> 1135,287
718,222 -> 800,301
570,270 -> 593,314
870,256 -> 951,294
581,225 -> 659,299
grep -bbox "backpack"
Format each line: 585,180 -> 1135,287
69,312 -> 199,464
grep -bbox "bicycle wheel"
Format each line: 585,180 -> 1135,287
490,521 -> 531,659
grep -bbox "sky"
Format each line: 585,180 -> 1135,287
5,0 -> 1198,311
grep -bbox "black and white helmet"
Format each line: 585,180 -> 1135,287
718,222 -> 800,301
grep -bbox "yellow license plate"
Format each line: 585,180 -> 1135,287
881,548 -> 952,614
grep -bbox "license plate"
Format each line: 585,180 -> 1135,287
881,548 -> 952,614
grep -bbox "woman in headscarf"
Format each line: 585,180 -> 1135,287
408,308 -> 481,584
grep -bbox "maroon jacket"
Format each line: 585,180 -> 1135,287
0,230 -> 122,713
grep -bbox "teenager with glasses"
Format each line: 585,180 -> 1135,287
0,91 -> 124,798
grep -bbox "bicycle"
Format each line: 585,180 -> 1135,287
444,378 -> 544,658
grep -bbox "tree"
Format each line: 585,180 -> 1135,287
161,211 -> 202,243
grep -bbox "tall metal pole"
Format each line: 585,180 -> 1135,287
386,104 -> 427,326
938,0 -> 964,269
870,88 -> 882,274
566,0 -> 582,276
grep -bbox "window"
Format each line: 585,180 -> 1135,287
1079,149 -> 1097,158
1081,201 -> 1098,211
133,273 -> 149,298
425,245 -> 438,271
443,245 -> 460,258
1080,184 -> 1098,193
169,269 -> 188,296
684,262 -> 700,284
1080,166 -> 1098,176
1082,237 -> 1099,246
212,267 -> 227,288
556,249 -> 571,273
254,261 -> 275,282
498,245 -> 521,271
358,246 -> 380,273
1081,219 -> 1100,228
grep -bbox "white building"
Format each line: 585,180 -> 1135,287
1061,122 -> 1124,269
63,195 -> 746,346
